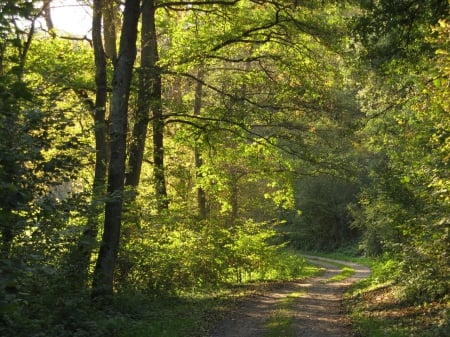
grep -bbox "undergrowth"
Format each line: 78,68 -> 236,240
344,257 -> 450,337
1,250 -> 321,337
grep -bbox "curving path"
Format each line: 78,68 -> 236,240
207,255 -> 371,337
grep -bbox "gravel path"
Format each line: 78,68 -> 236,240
207,255 -> 371,337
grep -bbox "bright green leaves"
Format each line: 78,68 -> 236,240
26,37 -> 95,92
117,214 -> 294,292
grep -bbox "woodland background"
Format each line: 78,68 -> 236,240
0,1 -> 449,336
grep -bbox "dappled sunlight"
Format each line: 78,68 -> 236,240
1,1 -> 447,336
209,256 -> 370,337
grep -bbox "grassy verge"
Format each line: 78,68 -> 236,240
343,258 -> 450,337
300,249 -> 373,267
3,250 -> 322,337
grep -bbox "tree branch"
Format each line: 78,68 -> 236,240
164,69 -> 285,111
156,0 -> 240,9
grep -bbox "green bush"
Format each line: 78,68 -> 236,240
116,216 -> 291,293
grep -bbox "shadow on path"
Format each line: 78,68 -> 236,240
207,256 -> 371,337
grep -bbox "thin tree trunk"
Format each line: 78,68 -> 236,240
153,94 -> 168,212
193,69 -> 208,219
42,0 -> 54,31
195,151 -> 207,218
230,178 -> 239,223
119,0 -> 159,285
17,14 -> 36,81
125,0 -> 157,189
148,0 -> 168,212
91,0 -> 140,301
91,0 -> 108,220
69,0 -> 108,288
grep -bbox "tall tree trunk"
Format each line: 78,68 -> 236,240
230,177 -> 239,224
133,0 -> 169,213
119,0 -> 159,284
195,151 -> 207,218
91,0 -> 108,229
125,0 -> 157,189
149,0 -> 168,212
91,0 -> 140,301
123,0 -> 167,212
69,0 -> 108,289
193,69 -> 208,219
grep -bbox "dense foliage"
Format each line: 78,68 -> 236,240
351,0 -> 450,302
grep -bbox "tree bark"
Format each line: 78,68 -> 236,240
125,0 -> 168,213
125,0 -> 158,189
91,0 -> 140,301
91,0 -> 108,216
69,0 -> 108,289
102,0 -> 119,62
193,69 -> 208,219
149,0 -> 168,212
42,0 -> 54,32
195,151 -> 208,218
153,93 -> 168,212
123,0 -> 168,212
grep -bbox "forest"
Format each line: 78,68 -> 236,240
0,1 -> 449,336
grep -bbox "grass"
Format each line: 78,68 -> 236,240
114,293 -> 218,337
265,291 -> 304,337
326,266 -> 355,283
300,249 -> 373,267
288,250 -> 450,337
343,258 -> 450,337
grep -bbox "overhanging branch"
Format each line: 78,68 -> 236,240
156,0 -> 240,9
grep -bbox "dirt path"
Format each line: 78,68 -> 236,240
206,256 -> 371,337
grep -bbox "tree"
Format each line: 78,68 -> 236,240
106,0 -> 361,293
102,0 -> 120,62
68,0 -> 110,288
125,0 -> 166,214
0,0 -> 59,255
352,1 -> 450,301
354,0 -> 450,66
1,3 -> 96,331
193,69 -> 208,219
91,0 -> 141,300
288,175 -> 360,251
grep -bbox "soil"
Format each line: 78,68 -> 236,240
206,256 -> 371,337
